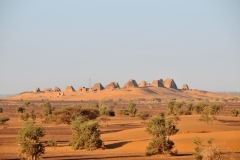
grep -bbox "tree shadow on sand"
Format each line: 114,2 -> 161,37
105,141 -> 131,149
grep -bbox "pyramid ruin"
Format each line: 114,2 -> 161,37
138,80 -> 150,87
54,87 -> 61,92
105,82 -> 120,89
182,84 -> 189,90
151,79 -> 164,87
34,87 -> 41,92
64,86 -> 76,92
92,83 -> 104,91
78,87 -> 89,92
122,79 -> 138,89
163,78 -> 178,89
44,88 -> 53,92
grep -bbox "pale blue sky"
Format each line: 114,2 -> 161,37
0,0 -> 240,94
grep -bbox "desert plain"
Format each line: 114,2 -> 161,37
1,79 -> 240,160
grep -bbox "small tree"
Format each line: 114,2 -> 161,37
20,113 -> 30,121
23,101 -> 31,107
70,116 -> 103,150
199,110 -> 216,124
30,110 -> 37,120
137,111 -> 151,123
0,116 -> 10,128
128,102 -> 137,117
230,109 -> 239,117
41,102 -> 54,123
18,121 -> 45,160
193,137 -> 224,160
53,106 -> 100,124
16,107 -> 25,113
145,115 -> 178,156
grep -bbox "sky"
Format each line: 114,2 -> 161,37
0,0 -> 240,94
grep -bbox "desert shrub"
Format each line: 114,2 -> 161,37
148,105 -> 153,109
41,102 -> 54,123
137,98 -> 145,101
53,106 -> 100,124
230,109 -> 239,117
166,101 -> 184,115
145,115 -> 178,156
70,116 -> 103,150
215,98 -> 219,101
152,98 -> 161,102
16,106 -> 25,113
199,107 -> 216,124
29,110 -> 36,120
228,98 -> 235,102
116,109 -> 129,116
193,102 -> 207,114
128,102 -> 137,117
18,121 -> 45,160
20,113 -> 30,121
0,108 -> 3,113
23,100 -> 30,107
47,140 -> 57,147
99,106 -> 115,117
0,116 -> 10,128
137,111 -> 150,123
193,137 -> 224,160
221,98 -> 228,103
208,104 -> 222,115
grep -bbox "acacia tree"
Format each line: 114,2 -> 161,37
70,116 -> 103,150
0,116 -> 10,128
128,102 -> 137,117
18,121 -> 45,160
145,114 -> 179,156
41,102 -> 54,123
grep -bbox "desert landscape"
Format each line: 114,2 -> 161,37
1,1 -> 239,160
1,78 -> 240,159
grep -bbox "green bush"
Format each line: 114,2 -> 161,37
18,121 -> 45,160
137,111 -> 150,123
230,109 -> 239,117
208,104 -> 222,115
23,101 -> 30,106
193,102 -> 207,114
0,116 -> 10,128
128,102 -> 137,117
41,102 -> 54,123
53,106 -> 100,124
16,107 -> 25,113
152,98 -> 161,102
145,115 -> 178,156
29,110 -> 36,120
47,140 -> 57,147
116,109 -> 129,116
70,116 -> 103,150
166,101 -> 184,115
193,137 -> 224,160
99,106 -> 115,117
20,113 -> 30,121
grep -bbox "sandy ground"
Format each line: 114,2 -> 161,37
6,86 -> 240,102
1,88 -> 240,159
